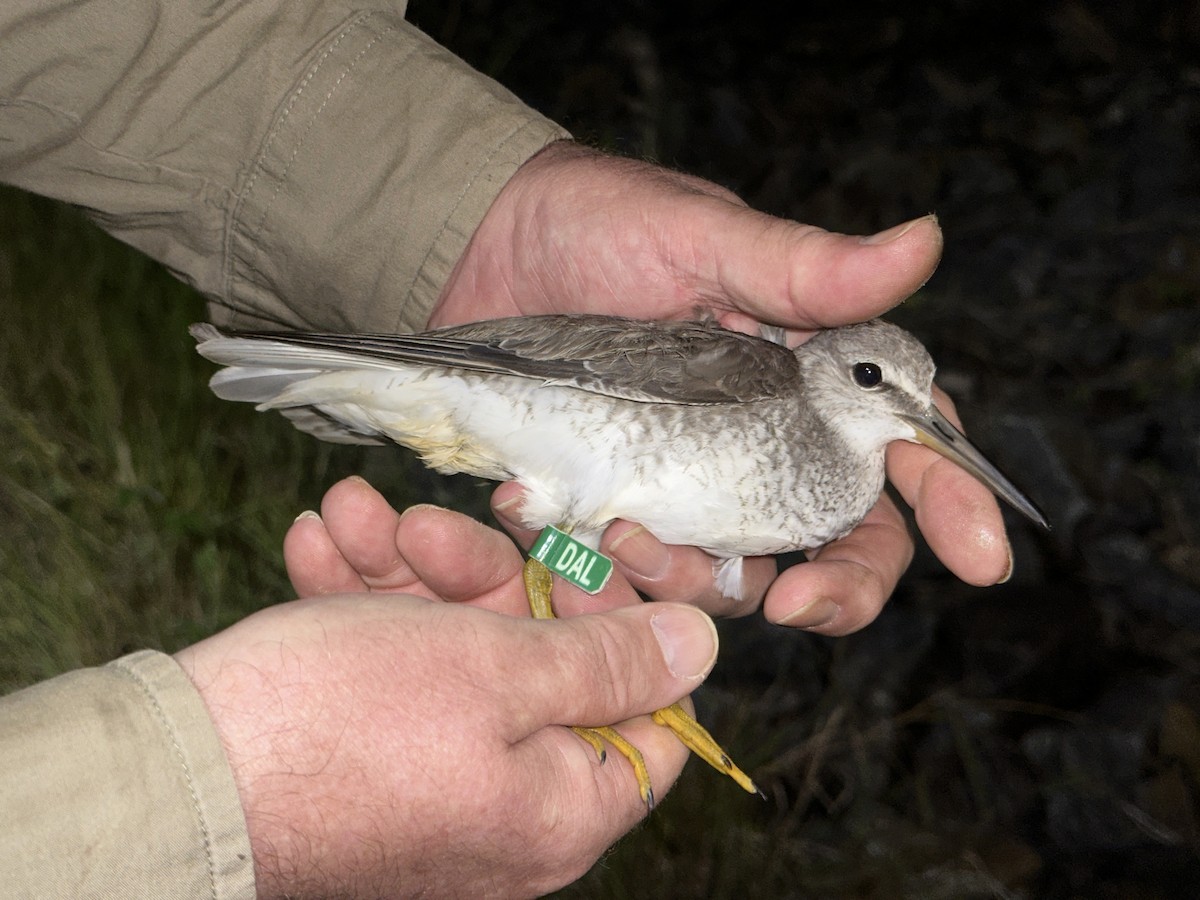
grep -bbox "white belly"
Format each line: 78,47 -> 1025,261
293,367 -> 872,557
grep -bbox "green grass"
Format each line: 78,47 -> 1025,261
0,187 -> 444,686
2,191 -> 254,681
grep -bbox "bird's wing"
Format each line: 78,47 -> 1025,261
197,315 -> 800,405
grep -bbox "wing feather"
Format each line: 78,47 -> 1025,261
196,315 -> 798,405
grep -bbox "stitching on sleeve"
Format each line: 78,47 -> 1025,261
246,22 -> 399,284
222,11 -> 394,312
110,657 -> 221,900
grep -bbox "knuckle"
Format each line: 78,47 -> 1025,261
576,622 -> 638,713
543,618 -> 640,717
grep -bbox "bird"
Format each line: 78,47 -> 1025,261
191,314 -> 1047,806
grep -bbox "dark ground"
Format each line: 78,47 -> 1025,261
402,1 -> 1200,897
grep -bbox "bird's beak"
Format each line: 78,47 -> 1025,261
903,406 -> 1049,529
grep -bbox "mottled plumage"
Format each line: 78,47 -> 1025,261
192,315 -> 1044,599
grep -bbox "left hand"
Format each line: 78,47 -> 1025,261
186,480 -> 717,898
429,140 -> 1011,635
284,476 -> 641,619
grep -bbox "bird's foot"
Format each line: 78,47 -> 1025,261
522,554 -> 761,807
650,701 -> 762,798
572,725 -> 655,809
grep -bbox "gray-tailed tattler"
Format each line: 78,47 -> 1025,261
193,314 -> 1046,806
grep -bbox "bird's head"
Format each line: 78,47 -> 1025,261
797,320 -> 1047,528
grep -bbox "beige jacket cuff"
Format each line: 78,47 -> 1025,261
0,651 -> 255,899
0,1 -> 569,333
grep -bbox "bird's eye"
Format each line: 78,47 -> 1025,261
853,362 -> 883,388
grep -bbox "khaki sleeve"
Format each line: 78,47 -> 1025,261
0,1 -> 570,332
0,651 -> 255,899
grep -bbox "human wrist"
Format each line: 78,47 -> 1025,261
173,634 -> 323,898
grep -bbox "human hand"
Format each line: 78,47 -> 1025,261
285,475 -> 648,618
177,492 -> 717,898
430,140 -> 1010,634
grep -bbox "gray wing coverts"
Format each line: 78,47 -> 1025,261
195,314 -> 799,405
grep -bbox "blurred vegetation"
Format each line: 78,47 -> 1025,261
0,189 -> 483,686
0,189 -> 303,681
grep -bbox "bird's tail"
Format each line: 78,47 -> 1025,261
190,323 -> 389,445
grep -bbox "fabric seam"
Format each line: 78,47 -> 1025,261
222,10 -> 385,314
110,656 -> 220,900
395,118 -> 551,332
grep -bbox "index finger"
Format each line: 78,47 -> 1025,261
885,387 -> 1013,586
490,481 -> 647,616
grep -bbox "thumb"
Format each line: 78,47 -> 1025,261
502,603 -> 718,739
690,206 -> 943,328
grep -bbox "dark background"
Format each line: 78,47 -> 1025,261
401,1 -> 1200,896
2,1 -> 1198,897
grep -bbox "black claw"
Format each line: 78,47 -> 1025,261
754,785 -> 767,801
720,753 -> 732,769
598,749 -> 607,765
645,787 -> 656,811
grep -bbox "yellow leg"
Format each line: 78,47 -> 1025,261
523,554 -> 761,807
652,703 -> 762,798
524,555 -> 655,807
